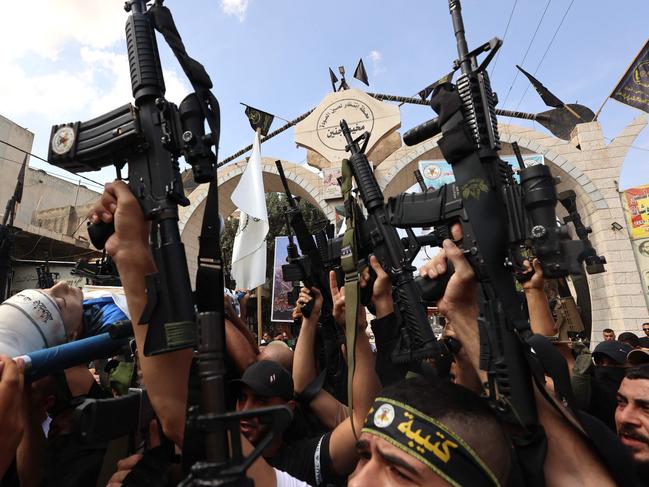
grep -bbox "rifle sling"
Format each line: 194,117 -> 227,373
341,159 -> 359,437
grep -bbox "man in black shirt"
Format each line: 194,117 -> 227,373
233,360 -> 340,485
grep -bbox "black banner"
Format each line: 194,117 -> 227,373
243,104 -> 274,136
611,39 -> 649,113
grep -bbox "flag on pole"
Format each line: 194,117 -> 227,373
242,104 -> 275,136
230,131 -> 269,290
329,67 -> 339,92
516,65 -> 563,108
353,58 -> 369,86
610,39 -> 649,113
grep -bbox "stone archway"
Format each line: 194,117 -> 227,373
373,118 -> 649,339
178,157 -> 329,284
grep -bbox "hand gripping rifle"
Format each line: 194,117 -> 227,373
275,161 -> 334,317
399,0 -> 610,482
276,161 -> 348,401
339,120 -> 450,366
47,1 -> 291,484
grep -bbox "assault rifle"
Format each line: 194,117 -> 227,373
47,2 -> 291,484
275,161 -> 334,316
276,162 -> 349,402
399,0 -> 608,482
339,120 -> 450,365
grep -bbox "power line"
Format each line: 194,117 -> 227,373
490,0 -> 519,78
514,0 -> 576,110
0,139 -> 103,187
0,154 -> 103,189
500,0 -> 553,109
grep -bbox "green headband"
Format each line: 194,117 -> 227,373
362,397 -> 501,487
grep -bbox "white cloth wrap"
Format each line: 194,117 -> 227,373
0,289 -> 65,357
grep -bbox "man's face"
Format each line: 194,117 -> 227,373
615,378 -> 649,466
348,433 -> 450,487
236,385 -> 287,445
603,331 -> 616,341
45,281 -> 83,338
643,324 -> 649,337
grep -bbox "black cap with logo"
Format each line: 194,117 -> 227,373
231,360 -> 294,401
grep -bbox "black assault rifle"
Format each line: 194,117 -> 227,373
47,2 -> 291,484
398,0 -> 608,482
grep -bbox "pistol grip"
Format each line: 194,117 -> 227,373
87,221 -> 115,250
416,261 -> 454,303
301,299 -> 313,319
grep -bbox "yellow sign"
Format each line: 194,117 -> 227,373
622,184 -> 649,240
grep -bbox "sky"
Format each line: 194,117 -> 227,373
1,0 -> 648,193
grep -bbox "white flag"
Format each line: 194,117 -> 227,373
231,131 -> 269,289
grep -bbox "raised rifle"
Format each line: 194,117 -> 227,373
399,0 -> 609,481
281,211 -> 314,317
46,1 -> 291,484
275,161 -> 334,317
339,120 -> 450,365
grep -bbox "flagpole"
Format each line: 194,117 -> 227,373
255,126 -> 263,346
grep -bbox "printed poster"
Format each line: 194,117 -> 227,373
631,237 -> 649,310
622,184 -> 649,240
271,236 -> 296,322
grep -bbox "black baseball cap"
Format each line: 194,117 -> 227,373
231,360 -> 294,401
593,340 -> 633,365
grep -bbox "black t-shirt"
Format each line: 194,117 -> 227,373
268,432 -> 343,486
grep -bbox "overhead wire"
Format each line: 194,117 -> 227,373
514,0 -> 576,111
489,0 -> 519,78
500,0 -> 553,109
0,154 -> 103,189
0,139 -> 104,188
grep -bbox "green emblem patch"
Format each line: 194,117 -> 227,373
462,178 -> 488,200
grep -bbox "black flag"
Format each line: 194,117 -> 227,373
242,104 -> 274,136
516,65 -> 564,108
610,39 -> 649,113
418,71 -> 454,100
353,58 -> 369,86
329,67 -> 339,92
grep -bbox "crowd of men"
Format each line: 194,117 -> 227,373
0,181 -> 648,486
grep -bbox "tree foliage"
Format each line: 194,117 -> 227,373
221,192 -> 326,290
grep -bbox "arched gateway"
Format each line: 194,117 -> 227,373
179,89 -> 649,341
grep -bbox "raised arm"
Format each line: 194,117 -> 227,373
328,255 -> 385,475
522,259 -> 557,337
90,181 -> 193,447
431,239 -> 616,486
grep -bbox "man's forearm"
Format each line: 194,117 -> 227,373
525,289 -> 556,336
292,318 -> 318,393
225,320 -> 257,373
352,327 -> 381,427
114,248 -> 193,446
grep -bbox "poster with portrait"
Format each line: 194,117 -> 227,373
631,237 -> 649,310
622,184 -> 649,240
418,154 -> 544,189
271,236 -> 297,322
323,166 -> 343,200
